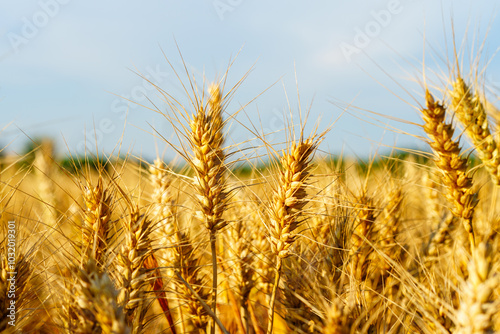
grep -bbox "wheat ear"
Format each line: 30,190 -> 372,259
116,203 -> 154,325
421,90 -> 478,252
322,298 -> 351,334
147,158 -> 177,333
266,137 -> 319,334
1,249 -> 41,332
81,177 -> 113,267
455,241 -> 498,333
189,83 -> 228,333
225,214 -> 255,334
450,76 -> 500,185
34,139 -> 59,227
73,259 -> 130,334
348,194 -> 377,283
150,158 -> 174,245
172,229 -> 211,333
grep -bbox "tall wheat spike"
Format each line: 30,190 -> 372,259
266,134 -> 322,334
189,83 -> 228,333
348,194 -> 377,284
421,90 -> 478,252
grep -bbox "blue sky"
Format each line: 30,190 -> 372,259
1,1 -> 499,161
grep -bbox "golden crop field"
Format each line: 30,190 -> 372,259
1,43 -> 500,334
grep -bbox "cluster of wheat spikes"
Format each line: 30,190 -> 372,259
2,50 -> 500,334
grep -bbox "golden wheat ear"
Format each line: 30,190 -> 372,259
0,229 -> 53,333
34,139 -> 59,228
221,192 -> 259,334
81,176 -> 114,267
322,297 -> 352,334
421,90 -> 477,253
455,241 -> 498,333
266,130 -> 326,334
149,158 -> 175,251
187,82 -> 229,333
449,76 -> 500,185
115,198 -> 154,325
171,228 -> 211,332
147,158 -> 177,333
73,259 -> 130,334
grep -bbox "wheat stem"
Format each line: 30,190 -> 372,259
209,231 -> 217,334
266,257 -> 282,334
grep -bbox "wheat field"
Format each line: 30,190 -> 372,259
1,44 -> 500,334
